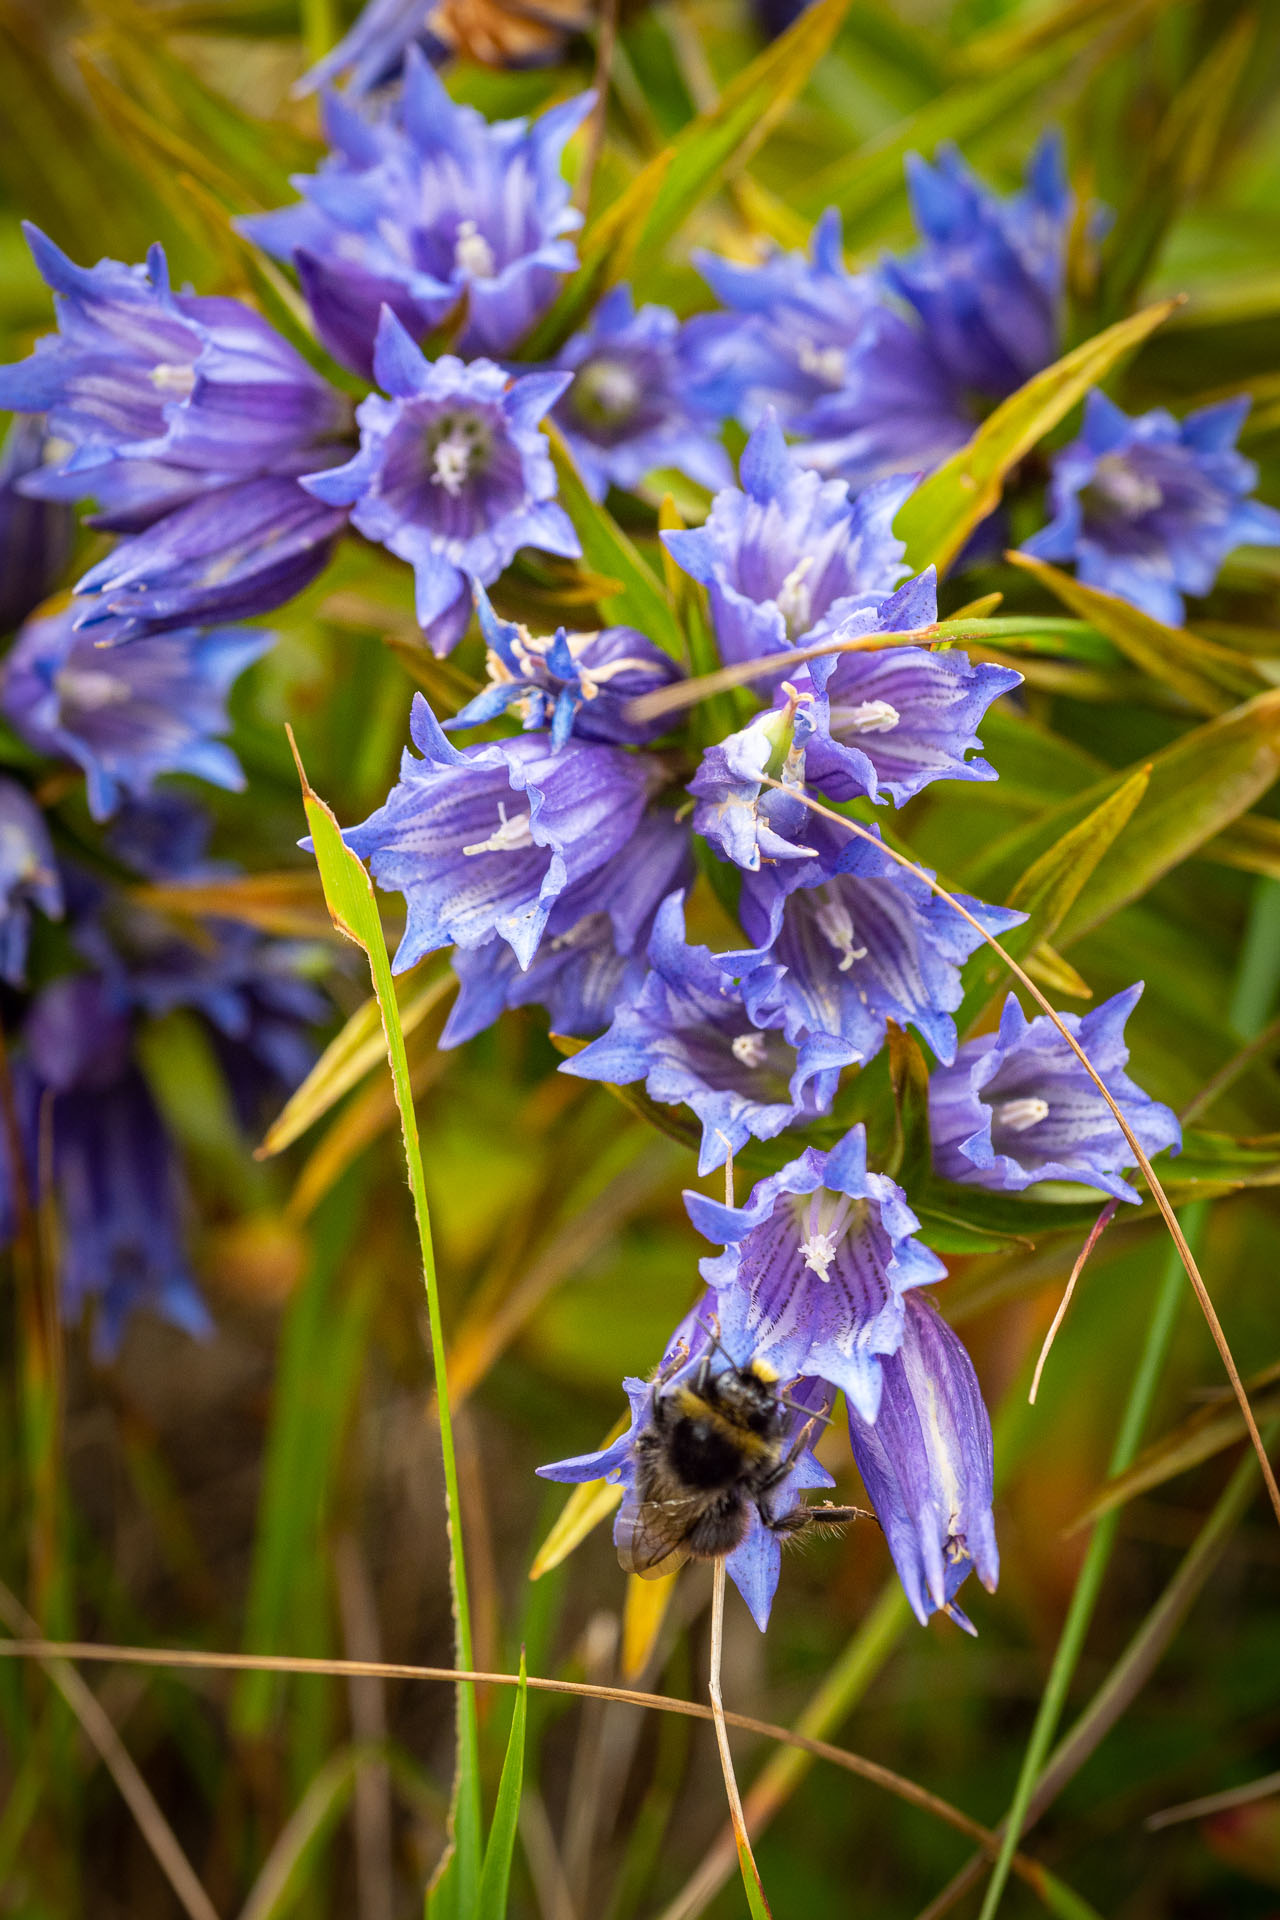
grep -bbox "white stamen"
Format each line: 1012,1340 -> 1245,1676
795,338 -> 846,387
462,800 -> 534,857
994,1096 -> 1049,1133
1090,454 -> 1163,518
150,361 -> 196,397
798,1191 -> 857,1283
775,556 -> 814,639
801,1230 -> 840,1282
584,360 -> 641,418
814,897 -> 867,972
431,428 -> 474,496
841,699 -> 900,735
54,667 -> 132,712
453,218 -> 496,281
731,1032 -> 768,1069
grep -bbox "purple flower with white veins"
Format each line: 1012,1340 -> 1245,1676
798,571 -> 1022,806
3,602 -> 269,821
240,55 -> 591,378
0,779 -> 63,984
847,1289 -> 998,1632
928,987 -> 1180,1203
562,890 -> 848,1176
538,1307 -> 839,1630
553,286 -> 732,501
441,802 -> 694,1046
341,692 -> 659,971
444,580 -> 682,750
1022,392 -> 1280,626
661,413 -> 913,670
689,682 -> 819,871
686,1125 -> 946,1423
734,814 -> 1023,1072
304,311 -> 578,653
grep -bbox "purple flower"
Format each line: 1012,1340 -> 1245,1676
561,890 -> 848,1176
884,135 -> 1072,405
685,1125 -> 945,1422
689,210 -> 970,487
0,779 -> 63,983
688,685 -> 820,871
928,986 -> 1181,1203
441,802 -> 693,1045
537,1308 -> 838,1630
241,55 -> 591,377
0,227 -> 349,529
304,311 -> 579,652
847,1289 -> 998,1631
661,413 -> 912,669
444,580 -> 682,750
343,692 -> 659,971
22,975 -> 210,1357
735,815 -> 1023,1071
0,418 -> 73,632
1021,392 -> 1280,626
801,572 -> 1022,806
2,602 -> 270,820
553,286 -> 732,501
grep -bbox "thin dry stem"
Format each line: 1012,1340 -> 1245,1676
761,776 -> 1280,1532
1029,1200 -> 1118,1404
708,1558 -> 771,1913
1146,1768 -> 1280,1832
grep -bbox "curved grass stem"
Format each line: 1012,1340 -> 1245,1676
708,1558 -> 772,1917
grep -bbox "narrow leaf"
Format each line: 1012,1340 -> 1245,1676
896,299 -> 1179,576
547,428 -> 684,659
476,1655 -> 527,1920
521,149 -> 674,359
621,1570 -> 679,1682
529,1476 -> 623,1580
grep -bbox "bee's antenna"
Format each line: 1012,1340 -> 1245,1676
693,1315 -> 741,1373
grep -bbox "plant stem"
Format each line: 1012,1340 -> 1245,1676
708,1559 -> 772,1919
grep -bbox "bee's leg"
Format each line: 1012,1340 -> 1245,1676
755,1408 -> 829,1498
760,1500 -> 877,1537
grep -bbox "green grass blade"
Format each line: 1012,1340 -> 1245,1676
547,429 -> 683,658
288,730 -> 483,1910
476,1654 -> 528,1920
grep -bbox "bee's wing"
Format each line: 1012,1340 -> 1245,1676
615,1491 -> 693,1581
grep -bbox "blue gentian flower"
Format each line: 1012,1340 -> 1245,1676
537,1307 -> 838,1631
553,286 -> 732,501
847,1289 -> 998,1632
445,581 -> 682,750
21,975 -> 210,1357
241,55 -> 591,377
661,413 -> 913,669
2,602 -> 270,821
734,814 -> 1023,1071
561,890 -> 848,1176
688,684 -> 820,871
800,572 -> 1022,806
685,1125 -> 946,1423
304,311 -> 579,653
0,417 -> 73,633
1021,392 -> 1280,625
928,986 -> 1181,1203
442,804 -> 694,1045
0,779 -> 63,984
884,135 -> 1072,406
0,227 -> 350,528
688,210 -> 970,487
343,691 -> 659,971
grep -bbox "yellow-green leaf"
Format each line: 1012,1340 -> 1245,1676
529,1476 -> 623,1580
547,427 -> 683,658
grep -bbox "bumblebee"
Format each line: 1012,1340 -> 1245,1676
617,1348 -> 868,1579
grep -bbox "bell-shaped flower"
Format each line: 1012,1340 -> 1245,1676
734,814 -> 1022,1072
441,803 -> 693,1046
688,683 -> 820,871
687,208 -> 971,487
685,1124 -> 945,1423
847,1290 -> 998,1632
538,1307 -> 838,1631
928,987 -> 1181,1203
444,581 -> 682,750
3,602 -> 270,820
304,312 -> 579,653
241,55 -> 591,376
341,692 -> 659,972
553,286 -> 732,501
1022,391 -> 1280,626
0,779 -> 63,984
561,890 -> 847,1176
661,412 -> 913,669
